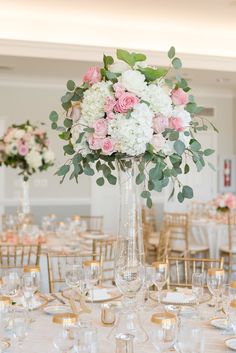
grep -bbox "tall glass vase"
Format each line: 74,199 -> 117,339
20,179 -> 30,215
109,158 -> 148,343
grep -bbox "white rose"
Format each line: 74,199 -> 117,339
26,150 -> 42,170
14,129 -> 25,139
43,149 -> 55,163
109,61 -> 130,73
151,134 -> 166,153
120,70 -> 147,96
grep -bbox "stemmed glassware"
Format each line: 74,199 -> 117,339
143,265 -> 155,308
221,284 -> 234,335
83,260 -> 100,303
65,264 -> 88,305
192,273 -> 204,317
207,268 -> 224,314
152,262 -> 168,304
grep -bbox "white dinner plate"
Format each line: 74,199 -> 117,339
225,337 -> 236,350
62,287 -> 122,303
43,305 -> 72,315
211,318 -> 228,330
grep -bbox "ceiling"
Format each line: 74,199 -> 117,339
0,0 -> 236,58
0,55 -> 236,94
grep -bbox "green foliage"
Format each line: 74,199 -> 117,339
138,67 -> 168,82
116,49 -> 146,67
67,80 -> 76,91
49,111 -> 58,123
174,140 -> 185,155
168,46 -> 176,59
172,57 -> 182,69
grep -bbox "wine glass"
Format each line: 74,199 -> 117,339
192,273 -> 204,317
152,262 -> 168,304
207,268 -> 224,314
150,312 -> 177,353
143,265 -> 155,308
83,260 -> 100,303
221,284 -> 234,335
22,272 -> 40,311
65,264 -> 86,302
12,307 -> 29,350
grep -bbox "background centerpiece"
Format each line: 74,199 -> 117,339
0,121 -> 55,215
49,47 -> 215,342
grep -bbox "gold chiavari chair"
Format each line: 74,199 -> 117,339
163,212 -> 209,257
80,216 -> 103,234
166,255 -> 224,288
0,244 -> 41,270
156,229 -> 170,262
47,252 -> 102,293
220,210 -> 236,277
92,238 -> 116,283
142,204 -> 158,232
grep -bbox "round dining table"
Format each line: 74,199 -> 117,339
3,295 -> 230,353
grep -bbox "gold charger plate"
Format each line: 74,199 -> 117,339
62,287 -> 122,303
149,290 -> 211,306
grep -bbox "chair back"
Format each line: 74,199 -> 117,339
92,238 -> 116,283
167,255 -> 224,288
227,210 -> 236,251
163,212 -> 189,252
0,244 -> 40,270
47,252 -> 102,293
80,216 -> 103,234
157,229 -> 170,261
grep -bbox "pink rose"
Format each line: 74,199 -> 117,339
18,143 -> 29,156
68,104 -> 81,122
151,134 -> 166,152
106,112 -> 115,120
171,88 -> 188,106
169,117 -> 184,132
115,92 -> 139,113
225,194 -> 236,209
153,114 -> 169,133
104,96 -> 116,113
101,138 -> 114,155
93,119 -> 108,138
113,83 -> 125,98
83,66 -> 101,85
87,135 -> 102,150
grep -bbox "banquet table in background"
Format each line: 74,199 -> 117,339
190,219 -> 228,258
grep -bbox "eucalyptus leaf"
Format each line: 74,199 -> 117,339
49,111 -> 59,123
67,80 -> 76,91
96,177 -> 105,186
174,140 -> 185,155
172,57 -> 182,70
168,46 -> 175,59
57,164 -> 70,176
204,148 -> 214,156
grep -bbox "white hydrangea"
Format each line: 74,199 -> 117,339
26,150 -> 42,169
71,123 -> 90,157
81,81 -> 113,125
43,149 -> 55,163
141,84 -> 172,117
5,142 -> 18,155
119,70 -> 147,96
171,106 -> 191,129
108,103 -> 154,156
14,129 -> 25,139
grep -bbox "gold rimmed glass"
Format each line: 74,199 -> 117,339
152,262 -> 168,304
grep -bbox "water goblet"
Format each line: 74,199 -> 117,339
83,260 -> 100,304
152,262 -> 168,305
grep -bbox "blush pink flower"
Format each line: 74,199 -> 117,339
18,143 -> 29,156
83,66 -> 101,85
34,129 -> 45,138
113,82 -> 125,98
106,112 -> 115,120
225,194 -> 236,209
104,96 -> 116,113
87,135 -> 102,150
153,114 -> 169,133
171,88 -> 188,106
93,119 -> 108,138
169,117 -> 184,132
151,134 -> 166,152
115,92 -> 139,113
101,138 -> 114,155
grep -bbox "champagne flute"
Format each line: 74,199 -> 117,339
192,273 -> 204,317
152,262 -> 168,304
207,268 -> 224,314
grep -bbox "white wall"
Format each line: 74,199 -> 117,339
0,83 -> 235,231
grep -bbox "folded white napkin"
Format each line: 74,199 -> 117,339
87,288 -> 110,301
163,292 -> 195,304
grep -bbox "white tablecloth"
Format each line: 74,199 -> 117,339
4,299 -> 229,353
190,219 -> 228,258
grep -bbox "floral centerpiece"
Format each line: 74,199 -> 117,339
0,121 -> 55,214
214,193 -> 236,212
49,47 -> 215,207
49,48 -> 217,343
